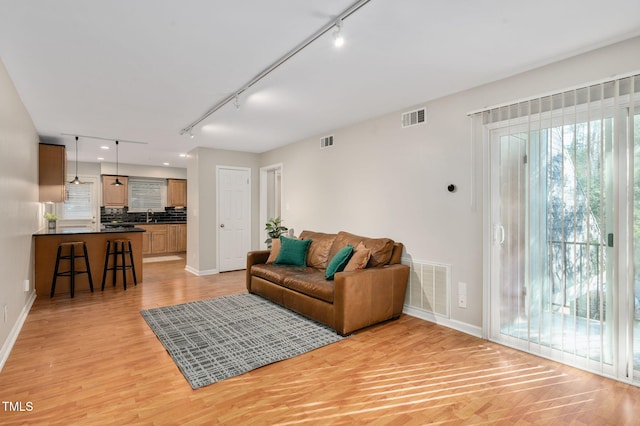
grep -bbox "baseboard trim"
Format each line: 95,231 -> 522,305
0,291 -> 37,372
403,305 -> 483,338
184,265 -> 219,276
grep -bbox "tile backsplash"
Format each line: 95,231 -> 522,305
101,206 -> 187,223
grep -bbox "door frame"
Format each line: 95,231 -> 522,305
216,165 -> 252,272
259,163 -> 284,249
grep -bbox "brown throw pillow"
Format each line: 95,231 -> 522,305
266,238 -> 281,264
344,242 -> 371,271
329,231 -> 394,267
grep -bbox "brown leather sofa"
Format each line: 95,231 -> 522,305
246,230 -> 410,335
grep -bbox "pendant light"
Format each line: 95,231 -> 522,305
111,140 -> 123,186
69,136 -> 82,184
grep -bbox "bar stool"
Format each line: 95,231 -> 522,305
50,241 -> 94,298
101,239 -> 137,291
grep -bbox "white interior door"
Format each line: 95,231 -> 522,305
218,167 -> 251,272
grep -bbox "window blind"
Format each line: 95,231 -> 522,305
62,182 -> 93,219
475,74 -> 639,124
128,178 -> 166,211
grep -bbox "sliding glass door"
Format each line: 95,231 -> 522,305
490,116 -> 615,372
633,111 -> 640,375
484,76 -> 639,384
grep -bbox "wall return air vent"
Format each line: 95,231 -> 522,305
320,135 -> 334,149
401,107 -> 426,128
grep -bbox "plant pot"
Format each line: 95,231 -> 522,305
48,220 -> 56,231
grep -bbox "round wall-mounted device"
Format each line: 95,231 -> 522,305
447,184 -> 457,193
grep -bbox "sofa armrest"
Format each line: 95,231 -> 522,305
333,264 -> 409,335
246,250 -> 270,291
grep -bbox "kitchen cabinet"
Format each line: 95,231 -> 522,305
167,179 -> 187,207
102,175 -> 128,207
167,223 -> 187,252
39,143 -> 67,202
138,224 -> 168,255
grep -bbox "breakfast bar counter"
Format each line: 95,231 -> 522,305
33,227 -> 145,297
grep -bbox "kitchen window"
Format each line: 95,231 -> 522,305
128,177 -> 166,212
55,176 -> 99,230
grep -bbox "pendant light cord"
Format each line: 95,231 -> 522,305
115,140 -> 119,178
75,136 -> 79,177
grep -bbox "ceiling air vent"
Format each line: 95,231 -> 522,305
401,107 -> 426,128
320,135 -> 334,149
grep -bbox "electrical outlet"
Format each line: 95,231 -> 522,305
3,305 -> 7,323
458,282 -> 467,308
23,279 -> 30,292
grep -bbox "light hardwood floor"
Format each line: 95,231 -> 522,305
1,258 -> 639,425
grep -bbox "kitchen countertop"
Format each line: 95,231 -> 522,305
33,227 -> 146,236
104,221 -> 187,225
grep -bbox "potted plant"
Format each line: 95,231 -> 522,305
264,217 -> 288,249
44,212 -> 58,230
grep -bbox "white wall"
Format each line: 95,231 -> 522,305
0,58 -> 40,368
186,147 -> 260,275
259,36 -> 640,329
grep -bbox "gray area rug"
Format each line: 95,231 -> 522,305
141,293 -> 347,389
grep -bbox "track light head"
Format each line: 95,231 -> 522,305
333,20 -> 344,47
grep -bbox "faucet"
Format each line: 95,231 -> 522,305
146,209 -> 154,223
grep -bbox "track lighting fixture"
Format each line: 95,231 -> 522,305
178,0 -> 372,134
333,20 -> 345,47
69,136 -> 83,184
180,129 -> 195,139
111,140 -> 124,186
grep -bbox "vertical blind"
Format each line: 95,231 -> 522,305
472,73 -> 639,383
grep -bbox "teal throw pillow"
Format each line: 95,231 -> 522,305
325,245 -> 354,280
274,236 -> 312,267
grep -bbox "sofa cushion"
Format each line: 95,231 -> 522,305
329,231 -> 395,267
344,241 -> 371,271
274,236 -> 312,267
251,264 -> 317,284
282,270 -> 335,303
251,264 -> 334,303
299,230 -> 337,269
325,245 -> 354,280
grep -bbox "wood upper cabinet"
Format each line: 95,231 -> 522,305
39,143 -> 67,202
167,179 -> 187,207
102,175 -> 128,207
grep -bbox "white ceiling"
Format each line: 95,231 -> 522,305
1,0 -> 639,168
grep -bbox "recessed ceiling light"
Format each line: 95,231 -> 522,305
179,153 -> 187,158
100,146 -> 110,150
163,162 -> 170,166
97,157 -> 104,161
